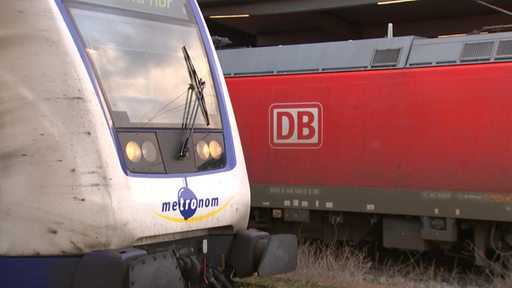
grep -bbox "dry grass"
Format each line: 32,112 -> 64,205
241,241 -> 512,288
283,241 -> 371,287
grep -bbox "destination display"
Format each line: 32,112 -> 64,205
75,0 -> 188,19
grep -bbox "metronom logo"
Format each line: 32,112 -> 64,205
152,186 -> 232,222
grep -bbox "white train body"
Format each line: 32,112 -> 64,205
0,0 -> 295,286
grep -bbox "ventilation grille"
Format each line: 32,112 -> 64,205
460,41 -> 493,62
496,40 -> 512,57
371,48 -> 401,67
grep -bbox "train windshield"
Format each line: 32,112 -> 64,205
66,0 -> 222,129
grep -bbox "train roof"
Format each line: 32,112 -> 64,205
217,32 -> 512,76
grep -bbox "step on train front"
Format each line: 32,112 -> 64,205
0,0 -> 296,287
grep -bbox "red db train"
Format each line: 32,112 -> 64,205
218,32 -> 512,266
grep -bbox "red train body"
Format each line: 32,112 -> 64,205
218,33 -> 512,264
229,63 -> 512,193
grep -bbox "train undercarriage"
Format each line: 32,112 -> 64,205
250,208 -> 512,270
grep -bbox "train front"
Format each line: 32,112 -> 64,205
0,0 -> 296,287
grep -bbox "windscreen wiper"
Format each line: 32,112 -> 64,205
177,46 -> 210,160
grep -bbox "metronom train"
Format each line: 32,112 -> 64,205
0,0 -> 296,287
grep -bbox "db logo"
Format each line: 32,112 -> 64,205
269,102 -> 323,148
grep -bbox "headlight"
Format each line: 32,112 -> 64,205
195,140 -> 223,160
118,132 -> 165,174
209,140 -> 222,160
142,140 -> 157,162
125,141 -> 142,163
196,140 -> 210,160
194,136 -> 226,171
